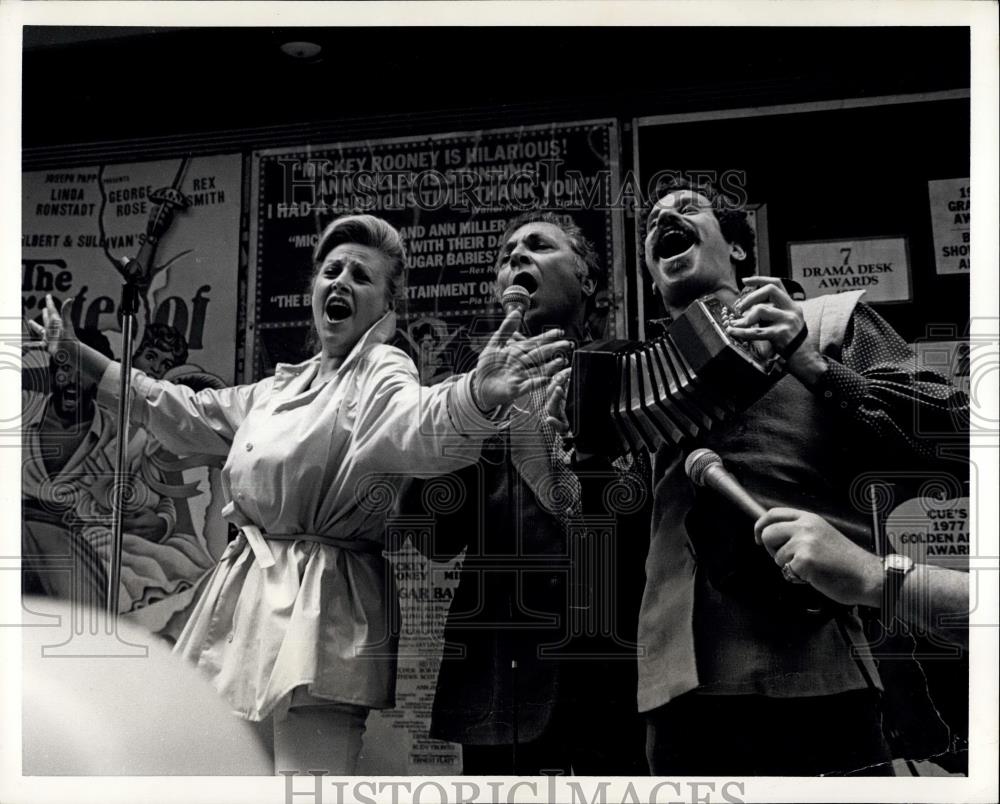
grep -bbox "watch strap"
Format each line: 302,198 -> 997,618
882,553 -> 915,622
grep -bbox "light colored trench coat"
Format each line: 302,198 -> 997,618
98,313 -> 497,720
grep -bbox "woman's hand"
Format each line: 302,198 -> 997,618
25,294 -> 79,366
724,276 -> 826,385
26,294 -> 114,386
473,309 -> 573,411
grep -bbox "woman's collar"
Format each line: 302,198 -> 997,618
338,309 -> 398,372
272,310 -> 399,389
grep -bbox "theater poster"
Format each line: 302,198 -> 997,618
247,119 -> 625,383
248,121 -> 623,775
21,154 -> 242,637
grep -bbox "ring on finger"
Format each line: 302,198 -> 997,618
781,562 -> 806,584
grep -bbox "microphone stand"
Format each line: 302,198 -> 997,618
105,158 -> 190,625
106,277 -> 139,622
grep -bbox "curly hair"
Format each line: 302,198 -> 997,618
643,176 -> 757,278
494,211 -> 602,289
136,323 -> 189,365
493,211 -> 606,323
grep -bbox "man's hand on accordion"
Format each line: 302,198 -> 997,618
545,366 -> 598,461
725,276 -> 827,386
544,366 -> 572,434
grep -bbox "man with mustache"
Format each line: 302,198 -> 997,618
406,212 -> 650,775
631,178 -> 967,775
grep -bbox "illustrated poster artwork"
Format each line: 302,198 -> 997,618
21,154 -> 242,637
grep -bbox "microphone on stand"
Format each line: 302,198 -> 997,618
684,447 -> 766,521
119,257 -> 147,286
105,157 -> 191,624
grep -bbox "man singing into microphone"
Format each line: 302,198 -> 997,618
405,212 -> 650,775
631,178 -> 967,775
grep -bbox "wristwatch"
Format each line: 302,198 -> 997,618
882,553 -> 915,621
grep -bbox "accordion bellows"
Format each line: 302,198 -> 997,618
570,296 -> 785,456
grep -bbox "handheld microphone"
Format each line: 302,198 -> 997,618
684,448 -> 766,522
500,272 -> 537,316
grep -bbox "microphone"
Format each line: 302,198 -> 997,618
500,272 -> 537,316
119,256 -> 147,285
684,448 -> 766,521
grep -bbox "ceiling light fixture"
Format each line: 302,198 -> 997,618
279,41 -> 323,61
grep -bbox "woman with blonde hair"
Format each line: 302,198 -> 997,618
31,213 -> 570,775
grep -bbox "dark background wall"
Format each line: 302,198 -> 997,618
23,27 -> 969,162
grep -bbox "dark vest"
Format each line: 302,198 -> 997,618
638,290 -> 881,712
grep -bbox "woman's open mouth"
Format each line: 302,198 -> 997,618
325,297 -> 352,322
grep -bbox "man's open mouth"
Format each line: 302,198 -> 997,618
510,271 -> 539,295
325,297 -> 352,322
652,225 -> 698,261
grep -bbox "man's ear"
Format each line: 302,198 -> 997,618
729,243 -> 747,264
580,276 -> 596,298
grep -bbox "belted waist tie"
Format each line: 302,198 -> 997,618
265,531 -> 385,555
229,527 -> 385,568
220,501 -> 383,568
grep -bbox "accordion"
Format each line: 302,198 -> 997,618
569,296 -> 785,457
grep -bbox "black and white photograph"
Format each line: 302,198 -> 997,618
2,2 -> 997,803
